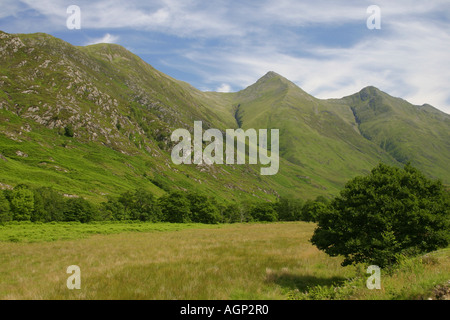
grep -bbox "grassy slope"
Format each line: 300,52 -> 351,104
201,72 -> 450,193
334,86 -> 450,182
201,72 -> 400,195
0,32 -> 292,202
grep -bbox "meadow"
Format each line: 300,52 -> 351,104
0,221 -> 448,300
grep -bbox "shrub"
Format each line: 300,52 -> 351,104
64,125 -> 74,137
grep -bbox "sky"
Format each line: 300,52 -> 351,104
1,0 -> 449,114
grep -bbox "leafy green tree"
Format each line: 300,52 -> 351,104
132,189 -> 161,222
34,187 -> 66,222
238,200 -> 258,222
220,202 -> 242,223
0,190 -> 12,223
276,197 -> 303,221
301,199 -> 327,222
63,197 -> 96,223
101,189 -> 160,221
311,163 -> 450,268
187,191 -> 220,224
250,201 -> 278,222
314,195 -> 330,205
101,197 -> 128,221
10,185 -> 34,221
158,191 -> 191,223
31,189 -> 47,222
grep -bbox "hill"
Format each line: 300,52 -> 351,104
0,31 -> 449,203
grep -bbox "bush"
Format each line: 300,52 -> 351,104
64,125 -> 74,137
311,163 -> 450,268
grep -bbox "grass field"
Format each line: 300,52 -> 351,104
0,222 -> 448,300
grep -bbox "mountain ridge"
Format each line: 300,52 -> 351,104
1,30 -> 448,203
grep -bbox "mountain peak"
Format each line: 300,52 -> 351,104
258,71 -> 290,83
262,71 -> 281,78
251,71 -> 301,90
238,71 -> 294,97
358,86 -> 384,101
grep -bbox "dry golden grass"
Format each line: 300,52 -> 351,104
0,222 -> 353,300
2,222 -> 447,300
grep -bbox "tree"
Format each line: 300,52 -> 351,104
33,187 -> 66,222
250,201 -> 278,222
276,197 -> 303,221
132,189 -> 161,222
0,190 -> 12,223
238,200 -> 258,222
187,191 -> 220,224
10,185 -> 34,221
311,163 -> 450,268
301,199 -> 327,222
220,202 -> 242,223
158,191 -> 191,223
63,197 -> 96,223
101,197 -> 128,221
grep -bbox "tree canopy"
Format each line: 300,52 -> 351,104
310,163 -> 450,268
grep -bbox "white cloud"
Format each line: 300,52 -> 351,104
0,0 -> 26,19
216,83 -> 232,93
86,33 -> 120,45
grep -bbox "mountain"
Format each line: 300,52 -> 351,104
0,31 -> 449,203
212,72 -> 398,191
334,86 -> 450,181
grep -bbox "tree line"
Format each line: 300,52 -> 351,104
0,184 -> 327,224
1,163 -> 447,269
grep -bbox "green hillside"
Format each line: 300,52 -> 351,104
0,31 -> 449,203
334,86 -> 450,181
217,72 -> 400,192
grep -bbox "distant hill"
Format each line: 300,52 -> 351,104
1,31 -> 448,203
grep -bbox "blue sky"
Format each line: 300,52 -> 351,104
1,0 -> 449,114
